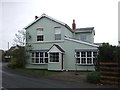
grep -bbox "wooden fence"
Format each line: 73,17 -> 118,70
99,62 -> 120,85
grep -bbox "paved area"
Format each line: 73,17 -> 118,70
47,71 -> 88,83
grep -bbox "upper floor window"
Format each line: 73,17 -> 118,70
54,27 -> 61,40
80,34 -> 87,41
37,28 -> 44,41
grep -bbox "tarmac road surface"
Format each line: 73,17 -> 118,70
2,63 -> 119,88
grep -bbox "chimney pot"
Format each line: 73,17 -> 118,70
35,16 -> 38,20
72,19 -> 76,30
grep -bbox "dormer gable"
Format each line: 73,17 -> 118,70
48,44 -> 64,53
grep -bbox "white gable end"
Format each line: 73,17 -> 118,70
48,46 -> 61,53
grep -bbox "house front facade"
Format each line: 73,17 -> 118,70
24,14 -> 99,71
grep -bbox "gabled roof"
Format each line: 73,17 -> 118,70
64,37 -> 99,47
48,44 -> 65,53
24,14 -> 73,32
75,27 -> 95,35
76,27 -> 94,30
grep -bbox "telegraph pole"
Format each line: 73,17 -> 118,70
8,42 -> 9,50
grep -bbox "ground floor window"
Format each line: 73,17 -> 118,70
76,51 -> 97,65
50,53 -> 59,62
32,52 -> 48,64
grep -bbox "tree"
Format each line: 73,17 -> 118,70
8,46 -> 26,68
95,43 -> 120,71
13,30 -> 26,46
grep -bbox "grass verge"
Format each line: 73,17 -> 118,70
8,67 -> 58,76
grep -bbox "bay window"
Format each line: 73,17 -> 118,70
50,53 -> 59,62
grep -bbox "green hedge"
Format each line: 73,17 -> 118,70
86,71 -> 100,84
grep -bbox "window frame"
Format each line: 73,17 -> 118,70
31,51 -> 48,64
80,34 -> 87,41
76,51 -> 97,65
36,28 -> 44,41
49,52 -> 59,63
54,27 -> 61,40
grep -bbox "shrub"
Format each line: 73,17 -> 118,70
8,46 -> 27,68
86,71 -> 100,84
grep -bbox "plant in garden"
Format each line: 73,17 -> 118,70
8,46 -> 26,68
86,71 -> 100,84
95,43 -> 120,71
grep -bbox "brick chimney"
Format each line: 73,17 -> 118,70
72,19 -> 76,30
35,16 -> 38,20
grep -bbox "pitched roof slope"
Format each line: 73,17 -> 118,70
64,37 -> 99,47
24,14 -> 73,32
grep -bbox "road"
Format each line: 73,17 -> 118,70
0,62 -> 2,88
2,63 -> 119,89
2,63 -> 87,88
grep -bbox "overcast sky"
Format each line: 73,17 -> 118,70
0,0 -> 119,50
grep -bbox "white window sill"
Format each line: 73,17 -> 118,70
31,63 -> 48,65
76,63 -> 94,66
49,62 -> 60,64
27,40 -> 64,44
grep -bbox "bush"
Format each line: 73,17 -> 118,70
86,71 -> 100,84
95,43 -> 120,71
8,46 -> 26,68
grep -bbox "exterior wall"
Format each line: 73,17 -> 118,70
63,39 -> 97,71
48,53 -> 62,71
25,51 -> 48,69
25,41 -> 65,69
25,39 -> 97,71
26,17 -> 73,43
25,16 -> 97,71
75,32 -> 94,43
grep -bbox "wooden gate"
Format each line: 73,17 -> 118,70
99,62 -> 120,85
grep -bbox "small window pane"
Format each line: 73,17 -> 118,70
81,52 -> 86,57
87,58 -> 92,64
40,52 -> 43,57
93,52 -> 97,57
76,58 -> 80,63
45,58 -> 48,63
40,58 -> 43,63
35,58 -> 39,63
81,58 -> 86,64
37,29 -> 43,35
54,27 -> 61,34
37,35 -> 44,41
32,58 -> 34,63
32,53 -> 34,57
87,51 -> 91,57
76,52 -> 80,57
36,52 -> 39,57
55,34 -> 61,40
45,52 -> 48,57
50,53 -> 59,62
80,34 -> 87,41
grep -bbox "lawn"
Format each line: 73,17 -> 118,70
10,68 -> 58,76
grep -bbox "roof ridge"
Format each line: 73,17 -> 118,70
24,14 -> 67,29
